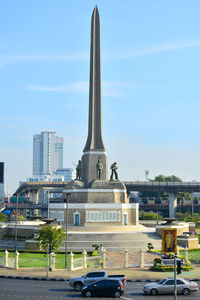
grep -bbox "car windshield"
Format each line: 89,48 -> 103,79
158,279 -> 167,285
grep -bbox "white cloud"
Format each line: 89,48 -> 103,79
26,81 -> 88,93
1,38 -> 200,65
109,39 -> 200,59
0,53 -> 88,63
26,81 -> 128,98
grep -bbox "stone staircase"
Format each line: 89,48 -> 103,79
62,230 -> 162,252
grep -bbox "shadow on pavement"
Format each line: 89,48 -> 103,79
49,288 -> 71,292
66,294 -> 82,298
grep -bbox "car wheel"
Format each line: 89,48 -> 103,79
150,289 -> 158,296
114,291 -> 121,298
74,282 -> 83,291
85,291 -> 92,297
182,288 -> 191,296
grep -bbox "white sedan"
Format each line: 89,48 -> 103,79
143,278 -> 198,296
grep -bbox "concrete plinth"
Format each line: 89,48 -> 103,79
63,180 -> 128,204
156,222 -> 189,237
82,151 -> 108,183
56,179 -> 139,227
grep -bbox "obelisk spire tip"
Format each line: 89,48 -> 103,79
93,5 -> 99,13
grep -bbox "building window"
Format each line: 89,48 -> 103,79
123,212 -> 128,225
73,211 -> 80,226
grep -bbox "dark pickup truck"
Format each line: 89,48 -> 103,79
68,271 -> 126,291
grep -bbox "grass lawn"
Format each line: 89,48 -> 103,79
180,249 -> 200,263
0,251 -> 97,268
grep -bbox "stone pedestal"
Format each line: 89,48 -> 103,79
156,220 -> 190,237
63,180 -> 129,204
177,234 -> 199,249
82,151 -> 108,183
51,179 -> 139,227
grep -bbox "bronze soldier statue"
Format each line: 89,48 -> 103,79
75,160 -> 82,181
110,162 -> 118,180
96,157 -> 103,179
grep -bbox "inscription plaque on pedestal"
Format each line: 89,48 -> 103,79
86,210 -> 121,222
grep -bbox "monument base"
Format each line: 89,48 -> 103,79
50,202 -> 139,226
62,180 -> 129,204
49,180 -> 139,226
156,220 -> 198,249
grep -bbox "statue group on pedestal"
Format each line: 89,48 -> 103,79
96,157 -> 118,181
75,158 -> 119,181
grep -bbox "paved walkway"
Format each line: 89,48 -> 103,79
0,265 -> 200,281
67,224 -> 149,233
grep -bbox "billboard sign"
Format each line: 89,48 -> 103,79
0,162 -> 4,183
162,228 -> 177,254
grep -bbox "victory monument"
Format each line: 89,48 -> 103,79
49,7 -> 138,227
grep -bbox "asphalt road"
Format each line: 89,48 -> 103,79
0,278 -> 199,300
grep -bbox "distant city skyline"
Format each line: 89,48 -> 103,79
33,131 -> 63,176
1,1 -> 200,194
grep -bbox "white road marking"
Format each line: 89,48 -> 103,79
121,297 -> 132,300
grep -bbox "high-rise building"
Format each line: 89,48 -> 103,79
33,132 -> 63,175
0,162 -> 4,202
27,168 -> 75,182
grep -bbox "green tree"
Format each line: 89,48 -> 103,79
154,174 -> 182,182
140,174 -> 190,200
139,211 -> 162,220
154,174 -> 168,182
0,212 -> 8,222
176,212 -> 200,224
37,226 -> 65,252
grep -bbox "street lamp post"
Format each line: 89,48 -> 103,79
174,255 -> 177,300
65,193 -> 70,269
192,197 -> 194,216
145,170 -> 149,182
14,194 -> 18,251
179,199 -> 182,213
47,191 -> 50,219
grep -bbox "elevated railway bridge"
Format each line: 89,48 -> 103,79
13,181 -> 200,218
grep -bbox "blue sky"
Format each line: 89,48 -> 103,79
1,0 -> 200,194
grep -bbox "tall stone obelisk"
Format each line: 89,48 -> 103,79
82,6 -> 108,184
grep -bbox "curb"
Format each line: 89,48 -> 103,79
0,275 -> 200,282
0,275 -> 67,281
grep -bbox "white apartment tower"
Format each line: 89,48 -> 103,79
33,132 -> 63,175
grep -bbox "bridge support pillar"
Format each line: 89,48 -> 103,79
30,190 -> 39,204
168,193 -> 177,218
30,190 -> 40,215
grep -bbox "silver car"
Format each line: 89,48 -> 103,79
143,278 -> 198,296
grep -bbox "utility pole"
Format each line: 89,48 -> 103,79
192,197 -> 194,216
14,194 -> 18,251
47,244 -> 49,278
174,255 -> 177,300
145,170 -> 149,182
65,193 -> 70,269
47,191 -> 50,219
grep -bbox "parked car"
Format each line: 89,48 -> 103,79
143,278 -> 198,295
81,278 -> 124,298
68,271 -> 126,291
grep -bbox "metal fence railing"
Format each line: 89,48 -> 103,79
0,256 -> 4,267
73,257 -> 84,270
0,249 -> 163,270
19,256 -> 47,268
86,256 -> 102,268
8,257 -> 15,268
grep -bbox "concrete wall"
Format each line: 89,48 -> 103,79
156,223 -> 189,237
50,203 -> 139,226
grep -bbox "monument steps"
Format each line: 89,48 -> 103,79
62,230 -> 162,252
